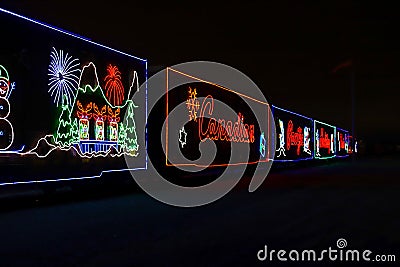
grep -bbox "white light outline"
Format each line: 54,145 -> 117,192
0,8 -> 146,62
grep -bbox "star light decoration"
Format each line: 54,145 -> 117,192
186,87 -> 200,121
179,126 -> 187,148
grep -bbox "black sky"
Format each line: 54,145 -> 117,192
1,1 -> 399,142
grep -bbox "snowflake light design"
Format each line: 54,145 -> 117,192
179,126 -> 187,148
48,47 -> 80,107
186,87 -> 200,121
104,64 -> 125,106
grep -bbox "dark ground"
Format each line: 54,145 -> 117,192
0,156 -> 399,266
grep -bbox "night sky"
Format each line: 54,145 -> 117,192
1,1 -> 399,144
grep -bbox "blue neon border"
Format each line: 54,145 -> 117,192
0,7 -> 148,186
271,105 -> 314,162
314,120 -> 337,159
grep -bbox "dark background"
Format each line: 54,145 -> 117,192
1,1 -> 399,153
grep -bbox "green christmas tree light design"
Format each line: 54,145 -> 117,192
123,101 -> 139,155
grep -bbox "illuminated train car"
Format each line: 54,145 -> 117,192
271,106 -> 314,163
0,8 -> 147,185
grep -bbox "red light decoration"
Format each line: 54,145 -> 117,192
319,128 -> 331,153
198,95 -> 255,143
286,120 -> 304,156
104,64 -> 125,106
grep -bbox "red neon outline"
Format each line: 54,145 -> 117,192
165,67 -> 271,167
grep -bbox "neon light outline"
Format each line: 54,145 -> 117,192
0,66 -> 15,151
186,87 -> 200,121
48,47 -> 80,107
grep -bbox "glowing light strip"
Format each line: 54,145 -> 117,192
166,68 -> 270,167
0,8 -> 147,62
271,105 -> 313,121
314,120 -> 336,159
0,167 -> 146,186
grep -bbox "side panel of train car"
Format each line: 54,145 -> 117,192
164,67 -> 273,168
0,9 -> 147,185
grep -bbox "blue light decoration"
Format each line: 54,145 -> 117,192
314,120 -> 336,159
271,105 -> 314,162
0,7 -> 148,186
336,127 -> 350,158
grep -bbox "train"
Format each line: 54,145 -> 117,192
0,7 -> 357,191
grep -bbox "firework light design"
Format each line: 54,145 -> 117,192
48,47 -> 80,107
104,64 -> 125,106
